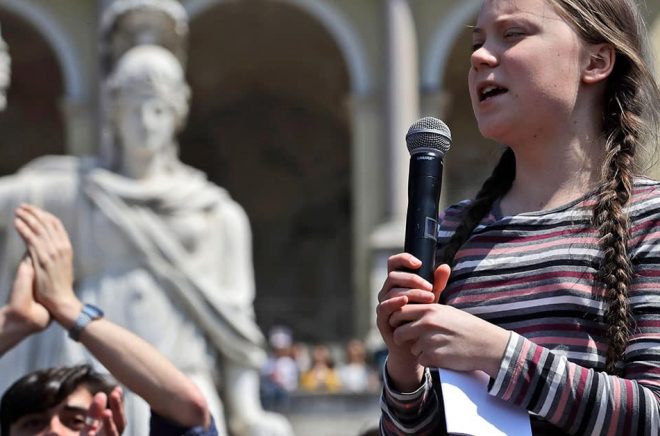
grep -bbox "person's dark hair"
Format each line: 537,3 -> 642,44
440,0 -> 660,375
0,364 -> 116,435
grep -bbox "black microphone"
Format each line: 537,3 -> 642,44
403,117 -> 452,283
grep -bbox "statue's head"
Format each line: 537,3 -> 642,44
105,44 -> 190,162
0,25 -> 11,111
100,0 -> 188,75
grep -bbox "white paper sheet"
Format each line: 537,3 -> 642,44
439,369 -> 532,436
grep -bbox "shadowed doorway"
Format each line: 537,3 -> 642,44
0,8 -> 65,175
181,1 -> 352,342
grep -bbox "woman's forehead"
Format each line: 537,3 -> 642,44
476,0 -> 559,23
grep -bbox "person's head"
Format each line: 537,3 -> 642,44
445,0 -> 660,375
268,326 -> 294,357
311,345 -> 334,368
345,339 -> 367,364
0,365 -> 116,436
468,0 -> 658,148
105,44 -> 190,167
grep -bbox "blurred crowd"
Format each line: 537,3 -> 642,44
260,326 -> 382,410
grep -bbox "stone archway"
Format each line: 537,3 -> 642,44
180,1 -> 352,342
0,8 -> 65,175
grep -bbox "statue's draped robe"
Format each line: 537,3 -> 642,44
0,155 -> 266,435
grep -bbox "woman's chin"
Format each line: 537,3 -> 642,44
477,123 -> 510,144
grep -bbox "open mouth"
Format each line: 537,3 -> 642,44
479,85 -> 508,102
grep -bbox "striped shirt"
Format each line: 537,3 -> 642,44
381,178 -> 660,435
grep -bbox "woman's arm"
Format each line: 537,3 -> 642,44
376,255 -> 454,434
383,278 -> 660,435
14,204 -> 211,429
487,330 -> 660,434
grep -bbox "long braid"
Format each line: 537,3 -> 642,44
593,60 -> 646,374
549,0 -> 660,374
592,133 -> 635,375
438,148 -> 515,267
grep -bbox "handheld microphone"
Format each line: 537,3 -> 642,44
404,117 -> 452,283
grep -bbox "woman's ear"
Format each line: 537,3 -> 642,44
582,43 -> 616,84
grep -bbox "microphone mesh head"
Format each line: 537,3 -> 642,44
406,117 -> 452,156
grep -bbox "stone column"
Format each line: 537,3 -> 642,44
384,0 -> 419,221
347,92 -> 384,337
364,0 -> 420,349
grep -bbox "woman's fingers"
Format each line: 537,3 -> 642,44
376,296 -> 408,324
432,264 -> 452,303
378,271 -> 433,303
389,305 -> 442,344
387,253 -> 422,273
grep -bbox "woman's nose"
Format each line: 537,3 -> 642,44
470,41 -> 499,70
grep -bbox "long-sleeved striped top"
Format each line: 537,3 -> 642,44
380,178 -> 660,435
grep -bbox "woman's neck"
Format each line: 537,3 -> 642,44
500,122 -> 606,216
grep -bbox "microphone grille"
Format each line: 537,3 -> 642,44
405,117 -> 452,156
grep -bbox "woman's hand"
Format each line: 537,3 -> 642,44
390,301 -> 511,378
14,204 -> 82,328
376,253 -> 450,390
2,257 -> 50,335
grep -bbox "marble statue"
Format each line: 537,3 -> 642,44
0,45 -> 293,436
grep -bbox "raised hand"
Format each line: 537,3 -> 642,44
0,256 -> 51,356
14,204 -> 81,328
82,387 -> 127,436
6,257 -> 50,333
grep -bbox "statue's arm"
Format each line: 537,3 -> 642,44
0,169 -> 75,229
0,173 -> 31,229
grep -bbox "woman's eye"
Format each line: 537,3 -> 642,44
471,42 -> 484,52
504,29 -> 525,38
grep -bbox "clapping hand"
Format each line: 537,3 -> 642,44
14,204 -> 82,328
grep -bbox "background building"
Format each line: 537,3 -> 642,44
0,0 -> 658,347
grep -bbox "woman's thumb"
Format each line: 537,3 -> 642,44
432,264 -> 451,303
